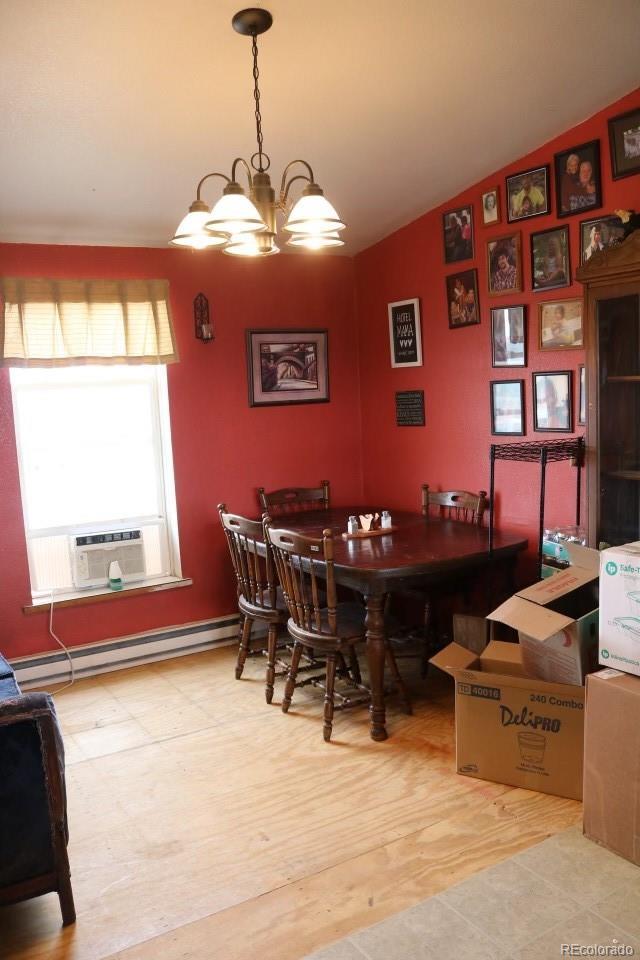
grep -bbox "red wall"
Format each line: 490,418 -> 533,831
3,87 -> 640,659
0,245 -> 361,658
354,86 -> 640,574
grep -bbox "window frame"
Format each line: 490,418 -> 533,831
10,364 -> 182,601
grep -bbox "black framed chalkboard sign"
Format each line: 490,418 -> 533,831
388,298 -> 423,368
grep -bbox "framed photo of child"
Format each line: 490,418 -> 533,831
506,166 -> 549,222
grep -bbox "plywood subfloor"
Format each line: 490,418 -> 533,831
0,646 -> 581,960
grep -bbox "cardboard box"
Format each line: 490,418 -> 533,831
583,669 -> 640,864
487,544 -> 599,686
599,542 -> 640,677
431,639 -> 585,800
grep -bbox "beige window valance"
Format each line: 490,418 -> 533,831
0,278 -> 178,366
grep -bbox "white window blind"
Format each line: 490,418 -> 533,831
1,278 -> 177,365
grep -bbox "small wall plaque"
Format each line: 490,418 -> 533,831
396,390 -> 425,427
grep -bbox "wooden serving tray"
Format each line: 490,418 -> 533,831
341,526 -> 398,540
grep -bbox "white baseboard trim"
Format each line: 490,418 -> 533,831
11,613 -> 242,689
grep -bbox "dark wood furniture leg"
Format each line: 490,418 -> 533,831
265,623 -> 278,704
365,593 -> 388,741
235,615 -> 253,680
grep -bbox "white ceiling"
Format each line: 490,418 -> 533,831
2,0 -> 640,255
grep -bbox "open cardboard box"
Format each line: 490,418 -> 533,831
487,543 -> 599,686
431,623 -> 585,800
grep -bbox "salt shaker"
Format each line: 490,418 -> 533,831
381,510 -> 392,529
347,515 -> 358,535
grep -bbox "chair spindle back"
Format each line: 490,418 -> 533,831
264,518 -> 337,637
258,480 -> 330,516
421,485 -> 488,526
218,504 -> 277,610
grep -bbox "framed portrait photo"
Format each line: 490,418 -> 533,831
388,298 -> 422,368
608,107 -> 640,180
539,299 -> 583,350
246,329 -> 329,407
580,215 -> 625,264
443,206 -> 473,264
446,269 -> 480,329
491,380 -> 525,436
506,165 -> 549,222
554,140 -> 602,217
533,371 -> 572,432
530,226 -> 570,292
491,306 -> 526,367
482,187 -> 500,225
578,365 -> 586,426
487,233 -> 522,296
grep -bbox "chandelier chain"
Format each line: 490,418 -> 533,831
251,33 -> 265,172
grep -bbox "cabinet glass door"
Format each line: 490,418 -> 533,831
598,293 -> 640,545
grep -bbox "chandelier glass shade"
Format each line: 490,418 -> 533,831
170,8 -> 345,257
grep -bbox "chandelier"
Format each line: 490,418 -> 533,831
170,8 -> 346,257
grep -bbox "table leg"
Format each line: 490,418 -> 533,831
365,593 -> 388,741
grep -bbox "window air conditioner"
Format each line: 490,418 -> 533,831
70,530 -> 146,589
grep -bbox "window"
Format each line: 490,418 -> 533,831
10,364 -> 181,600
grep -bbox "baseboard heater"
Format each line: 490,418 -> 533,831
11,613 -> 241,689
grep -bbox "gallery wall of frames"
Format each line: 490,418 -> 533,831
355,87 -> 640,545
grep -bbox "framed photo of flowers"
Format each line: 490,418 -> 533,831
530,226 -> 570,292
487,233 -> 522,296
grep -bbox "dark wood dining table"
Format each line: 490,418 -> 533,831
261,507 -> 527,741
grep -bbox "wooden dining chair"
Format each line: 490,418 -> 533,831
218,504 -> 288,704
264,517 -> 411,742
421,485 -> 488,525
258,480 -> 330,516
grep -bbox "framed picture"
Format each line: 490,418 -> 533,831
530,226 -> 570,292
506,165 -> 549,222
482,187 -> 500,225
539,299 -> 583,350
443,206 -> 473,263
578,365 -> 586,426
246,329 -> 329,407
533,371 -> 572,432
491,380 -> 525,436
446,269 -> 480,329
580,215 -> 625,263
491,306 -> 526,367
554,140 -> 602,217
608,107 -> 640,180
487,233 -> 522,296
388,298 -> 422,367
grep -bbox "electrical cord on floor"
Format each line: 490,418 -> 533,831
48,591 -> 75,692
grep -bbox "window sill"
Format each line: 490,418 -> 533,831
22,576 -> 193,615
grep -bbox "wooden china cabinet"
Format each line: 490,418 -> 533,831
576,229 -> 640,547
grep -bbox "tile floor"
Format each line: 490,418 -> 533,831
305,826 -> 640,960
